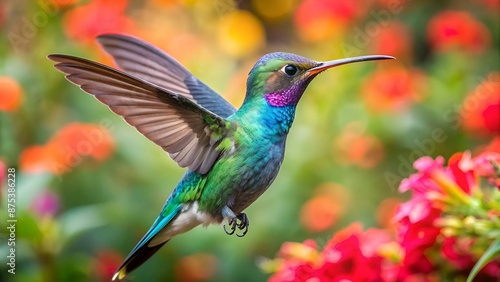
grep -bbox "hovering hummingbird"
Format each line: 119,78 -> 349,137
48,34 -> 393,280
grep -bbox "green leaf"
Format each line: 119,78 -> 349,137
466,239 -> 500,282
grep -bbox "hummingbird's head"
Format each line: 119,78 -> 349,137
245,52 -> 394,107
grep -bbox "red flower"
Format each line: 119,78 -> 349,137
447,152 -> 477,194
0,76 -> 23,112
441,237 -> 475,271
64,0 -> 135,45
427,11 -> 490,53
460,72 -> 500,137
319,224 -> 389,281
371,22 -> 413,61
269,224 -> 390,282
441,237 -> 500,278
361,67 -> 427,112
20,123 -> 115,175
294,0 -> 370,42
92,250 -> 124,282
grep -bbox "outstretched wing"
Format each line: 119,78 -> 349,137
48,54 -> 234,174
96,33 -> 237,118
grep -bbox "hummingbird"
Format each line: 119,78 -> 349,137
48,34 -> 393,280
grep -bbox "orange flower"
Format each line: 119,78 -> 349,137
64,0 -> 135,45
19,146 -> 53,174
0,76 -> 23,112
300,183 -> 348,232
375,198 -> 401,232
19,123 -> 115,175
427,11 -> 490,53
371,22 -> 412,61
361,66 -> 427,112
333,122 -> 385,168
301,196 -> 340,232
475,136 -> 500,155
460,72 -> 500,137
174,253 -> 218,282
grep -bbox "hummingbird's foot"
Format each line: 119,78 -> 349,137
235,213 -> 249,237
223,213 -> 249,237
223,217 -> 237,235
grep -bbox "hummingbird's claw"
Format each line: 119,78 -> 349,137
223,217 -> 237,235
223,213 -> 249,237
235,213 -> 249,237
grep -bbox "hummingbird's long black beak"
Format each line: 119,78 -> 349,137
308,55 -> 395,75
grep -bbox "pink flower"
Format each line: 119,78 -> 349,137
468,151 -> 500,188
0,159 -> 5,189
29,190 -> 60,217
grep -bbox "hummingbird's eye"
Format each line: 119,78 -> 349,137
282,64 -> 298,77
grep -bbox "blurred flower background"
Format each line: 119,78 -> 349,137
0,0 -> 499,281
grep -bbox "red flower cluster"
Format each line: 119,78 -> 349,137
427,11 -> 491,53
268,223 -> 392,282
267,152 -> 500,281
20,123 -> 115,175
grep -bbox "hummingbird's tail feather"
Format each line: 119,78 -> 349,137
112,204 -> 182,280
112,240 -> 168,281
